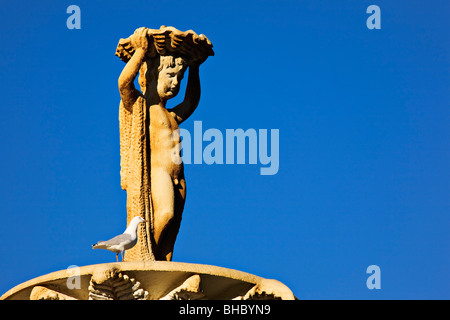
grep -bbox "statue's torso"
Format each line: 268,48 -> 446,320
149,103 -> 183,179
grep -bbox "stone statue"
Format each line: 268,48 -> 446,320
115,26 -> 214,261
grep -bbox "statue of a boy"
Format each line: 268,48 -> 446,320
116,26 -> 213,261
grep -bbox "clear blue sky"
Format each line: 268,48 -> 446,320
0,0 -> 448,299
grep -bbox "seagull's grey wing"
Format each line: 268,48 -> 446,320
104,233 -> 132,246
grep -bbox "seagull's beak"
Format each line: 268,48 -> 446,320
142,220 -> 149,222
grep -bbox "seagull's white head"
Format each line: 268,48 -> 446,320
124,216 -> 148,235
131,216 -> 148,224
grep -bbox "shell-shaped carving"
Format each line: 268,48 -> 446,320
115,25 -> 214,65
88,272 -> 148,300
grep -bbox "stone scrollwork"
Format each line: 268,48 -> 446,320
233,279 -> 294,300
30,286 -> 78,300
159,274 -> 205,300
88,265 -> 148,300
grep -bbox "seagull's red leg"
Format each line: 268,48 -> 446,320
121,251 -> 124,262
116,253 -> 119,262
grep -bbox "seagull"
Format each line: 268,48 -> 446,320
92,216 -> 148,262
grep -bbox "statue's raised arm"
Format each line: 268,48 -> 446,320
168,62 -> 201,125
118,27 -> 149,109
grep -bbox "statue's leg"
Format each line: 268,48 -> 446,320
156,177 -> 186,261
151,167 -> 176,259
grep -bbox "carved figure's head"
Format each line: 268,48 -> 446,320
139,55 -> 187,101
